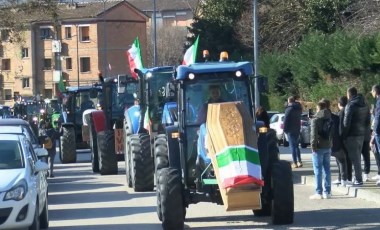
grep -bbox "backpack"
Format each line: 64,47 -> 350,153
43,137 -> 53,150
319,118 -> 334,140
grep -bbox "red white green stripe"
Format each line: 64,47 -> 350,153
216,145 -> 264,188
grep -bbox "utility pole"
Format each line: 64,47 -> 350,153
152,0 -> 157,66
103,0 -> 108,77
253,0 -> 260,108
76,25 -> 80,88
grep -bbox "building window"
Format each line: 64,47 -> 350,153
80,26 -> 90,42
1,59 -> 10,71
43,58 -> 52,70
40,28 -> 53,40
65,27 -> 72,39
66,58 -> 72,70
45,89 -> 52,99
4,89 -> 12,100
1,30 -> 9,41
22,78 -> 30,88
80,57 -> 90,72
22,48 -> 29,58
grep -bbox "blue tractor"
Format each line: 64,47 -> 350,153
154,59 -> 294,229
123,66 -> 177,192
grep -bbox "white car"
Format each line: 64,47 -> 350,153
0,132 -> 49,230
269,113 -> 286,145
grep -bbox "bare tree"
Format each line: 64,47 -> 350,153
146,26 -> 188,67
343,0 -> 380,35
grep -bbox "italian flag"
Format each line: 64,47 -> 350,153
182,35 -> 199,65
216,145 -> 264,188
127,37 -> 143,79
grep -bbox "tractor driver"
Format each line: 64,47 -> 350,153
196,85 -> 224,124
80,94 -> 95,112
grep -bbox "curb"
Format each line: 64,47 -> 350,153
301,175 -> 380,205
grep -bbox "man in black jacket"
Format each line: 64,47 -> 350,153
342,87 -> 371,186
284,96 -> 303,168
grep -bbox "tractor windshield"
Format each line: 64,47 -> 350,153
148,71 -> 174,123
111,82 -> 137,112
184,77 -> 251,126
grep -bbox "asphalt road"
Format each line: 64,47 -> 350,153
46,147 -> 380,230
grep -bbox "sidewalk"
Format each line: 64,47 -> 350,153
281,153 -> 380,205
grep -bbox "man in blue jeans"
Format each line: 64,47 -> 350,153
310,100 -> 333,199
371,84 -> 380,186
284,96 -> 302,168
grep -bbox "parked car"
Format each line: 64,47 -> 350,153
267,110 -> 280,120
269,113 -> 286,145
270,112 -> 310,148
0,132 -> 49,229
0,119 -> 48,160
300,113 -> 311,148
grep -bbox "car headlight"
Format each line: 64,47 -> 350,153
4,179 -> 28,201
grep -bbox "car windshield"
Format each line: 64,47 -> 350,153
0,140 -> 24,169
184,77 -> 251,125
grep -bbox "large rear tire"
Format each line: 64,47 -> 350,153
97,131 -> 118,175
60,126 -> 76,163
89,116 -> 99,173
154,134 -> 169,221
271,160 -> 294,225
130,133 -> 154,192
124,115 -> 133,188
158,168 -> 185,230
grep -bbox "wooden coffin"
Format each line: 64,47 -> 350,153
206,102 -> 262,211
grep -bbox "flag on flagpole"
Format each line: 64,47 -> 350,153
126,37 -> 143,79
57,73 -> 65,97
143,107 -> 151,134
182,35 -> 199,65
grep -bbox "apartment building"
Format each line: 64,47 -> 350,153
0,0 -> 147,106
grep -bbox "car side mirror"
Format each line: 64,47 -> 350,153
35,148 -> 48,158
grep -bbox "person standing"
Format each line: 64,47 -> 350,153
43,121 -> 61,178
371,84 -> 380,185
331,96 -> 349,186
361,94 -> 372,182
310,100 -> 333,199
342,87 -> 370,186
284,96 -> 303,168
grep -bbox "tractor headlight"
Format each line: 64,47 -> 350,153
32,116 -> 38,122
235,70 -> 242,77
146,72 -> 153,78
188,73 -> 195,80
40,109 -> 45,114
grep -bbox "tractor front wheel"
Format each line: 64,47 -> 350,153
60,126 -> 76,163
97,130 -> 118,175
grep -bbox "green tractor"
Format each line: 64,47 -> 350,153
42,98 -> 62,129
13,99 -> 45,136
154,60 -> 294,229
123,66 -> 176,192
59,86 -> 102,163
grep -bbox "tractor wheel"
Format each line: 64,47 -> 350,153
271,160 -> 294,225
154,134 -> 169,182
97,131 -> 118,175
157,168 -> 185,230
124,115 -> 133,188
130,133 -> 154,192
89,116 -> 99,173
60,126 -> 76,163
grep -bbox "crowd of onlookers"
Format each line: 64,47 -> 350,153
256,85 -> 380,200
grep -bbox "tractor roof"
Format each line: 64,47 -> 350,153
66,85 -> 102,92
176,61 -> 253,80
138,66 -> 174,75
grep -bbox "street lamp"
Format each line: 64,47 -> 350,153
152,0 -> 157,66
76,25 -> 80,89
253,0 -> 260,108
